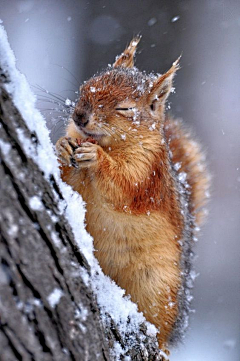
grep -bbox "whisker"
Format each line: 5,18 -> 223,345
50,121 -> 66,134
33,85 -> 68,103
100,123 -> 135,141
52,63 -> 80,86
36,97 -> 65,106
49,92 -> 67,103
99,125 -> 112,137
37,102 -> 69,113
33,85 -> 77,111
39,108 -> 61,112
107,124 -> 135,140
60,77 -> 80,89
36,95 -> 75,115
59,89 -> 79,94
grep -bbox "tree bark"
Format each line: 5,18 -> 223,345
0,67 -> 162,360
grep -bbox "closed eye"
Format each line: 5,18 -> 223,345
115,107 -> 134,111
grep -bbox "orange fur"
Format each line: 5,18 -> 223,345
56,39 -> 209,352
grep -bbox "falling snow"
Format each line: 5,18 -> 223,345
148,17 -> 157,27
171,16 -> 180,23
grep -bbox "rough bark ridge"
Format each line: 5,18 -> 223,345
0,67 -> 162,360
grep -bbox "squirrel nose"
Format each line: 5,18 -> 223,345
73,111 -> 89,127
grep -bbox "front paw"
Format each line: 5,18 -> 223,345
73,142 -> 102,168
55,136 -> 78,166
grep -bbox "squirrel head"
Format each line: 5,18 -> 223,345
72,37 -> 180,147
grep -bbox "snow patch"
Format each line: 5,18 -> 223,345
47,288 -> 64,308
174,162 -> 181,171
8,224 -> 19,237
29,196 -> 44,211
178,171 -> 187,184
65,98 -> 72,106
51,231 -> 61,248
0,139 -> 11,155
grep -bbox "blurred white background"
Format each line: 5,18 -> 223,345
1,1 -> 239,360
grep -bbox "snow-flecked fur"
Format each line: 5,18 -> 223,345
56,37 -> 209,351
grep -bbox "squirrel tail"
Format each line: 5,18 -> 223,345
164,117 -> 210,226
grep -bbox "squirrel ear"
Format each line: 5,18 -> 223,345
147,57 -> 181,111
113,36 -> 141,68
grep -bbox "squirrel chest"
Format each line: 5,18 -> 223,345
56,37 -> 209,351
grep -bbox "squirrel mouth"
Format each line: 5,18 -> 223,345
79,127 -> 104,140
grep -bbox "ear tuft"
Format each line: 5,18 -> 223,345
172,55 -> 182,72
113,35 -> 141,69
147,56 -> 181,111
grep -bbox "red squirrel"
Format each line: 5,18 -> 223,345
56,37 -> 209,352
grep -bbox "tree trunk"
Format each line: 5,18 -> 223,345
0,63 -> 162,360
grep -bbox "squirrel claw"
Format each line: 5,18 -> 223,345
73,142 -> 100,168
56,136 -> 76,167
